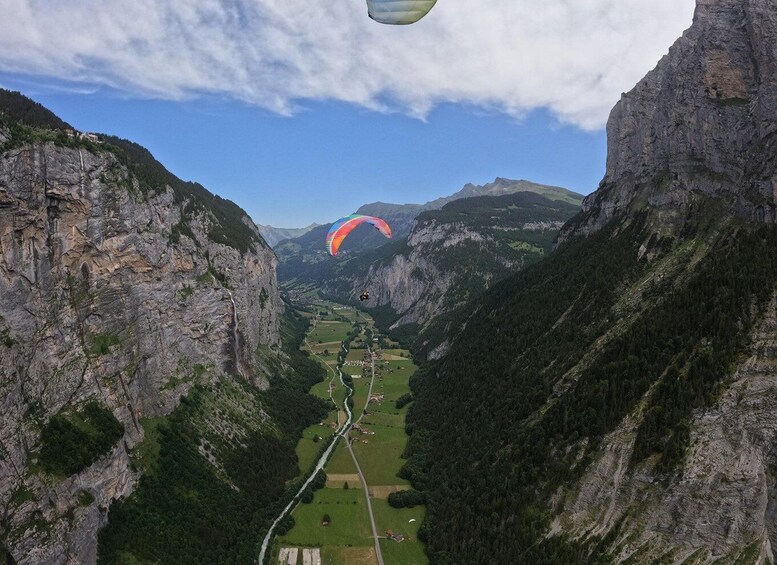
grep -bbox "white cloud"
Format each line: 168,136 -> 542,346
0,0 -> 695,129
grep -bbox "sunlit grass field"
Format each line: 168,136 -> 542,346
281,304 -> 427,564
278,487 -> 373,548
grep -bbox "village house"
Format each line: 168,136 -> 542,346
65,128 -> 104,143
386,529 -> 405,543
352,423 -> 375,436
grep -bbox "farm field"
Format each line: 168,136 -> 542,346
351,422 -> 411,486
321,546 -> 376,565
372,499 -> 427,565
325,441 -> 357,475
351,380 -> 370,418
308,322 -> 352,347
295,423 -> 336,475
278,487 -> 373,548
276,301 -> 426,564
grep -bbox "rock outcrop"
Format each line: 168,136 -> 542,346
562,0 -> 777,241
0,125 -> 281,563
554,294 -> 777,563
549,0 -> 777,561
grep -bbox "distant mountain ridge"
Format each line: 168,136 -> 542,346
355,178 -> 583,244
276,179 -> 585,276
316,191 -> 583,332
257,223 -> 320,247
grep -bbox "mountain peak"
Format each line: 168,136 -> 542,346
447,178 -> 584,207
492,176 -> 520,186
256,223 -> 321,247
564,0 -> 777,240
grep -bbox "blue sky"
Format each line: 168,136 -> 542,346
0,74 -> 606,227
0,1 -> 695,227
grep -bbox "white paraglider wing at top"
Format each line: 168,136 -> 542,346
366,0 -> 438,25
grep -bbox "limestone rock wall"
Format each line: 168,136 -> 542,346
561,0 -> 777,241
0,134 -> 281,564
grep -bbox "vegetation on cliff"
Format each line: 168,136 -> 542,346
98,310 -> 328,564
39,402 -> 124,477
403,216 -> 777,563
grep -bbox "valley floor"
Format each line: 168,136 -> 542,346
269,300 -> 427,565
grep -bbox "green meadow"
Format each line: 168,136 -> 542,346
351,422 -> 410,486
295,423 -> 336,475
278,487 -> 373,548
279,305 -> 426,564
351,381 -> 370,417
325,441 -> 357,475
372,499 -> 428,565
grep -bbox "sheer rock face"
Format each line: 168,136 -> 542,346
0,135 -> 281,564
327,220 -> 465,330
554,295 -> 777,563
562,0 -> 777,241
321,216 -> 559,331
550,0 -> 777,561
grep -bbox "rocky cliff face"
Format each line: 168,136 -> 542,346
562,0 -> 777,241
554,293 -> 777,563
548,0 -> 777,561
400,2 -> 777,564
330,221 -> 467,329
0,124 -> 281,563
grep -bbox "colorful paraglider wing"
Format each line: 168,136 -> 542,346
366,0 -> 438,25
325,214 -> 392,256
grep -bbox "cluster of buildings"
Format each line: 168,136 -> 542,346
368,393 -> 384,404
64,129 -> 104,143
352,423 -> 374,435
386,529 -> 405,543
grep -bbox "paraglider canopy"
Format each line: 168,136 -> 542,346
325,214 -> 392,256
366,0 -> 438,25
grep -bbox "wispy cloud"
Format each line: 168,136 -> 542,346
0,0 -> 695,129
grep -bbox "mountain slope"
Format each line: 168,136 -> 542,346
403,1 -> 777,563
257,223 -> 320,248
0,91 -> 322,564
318,191 -> 582,332
276,178 -> 582,273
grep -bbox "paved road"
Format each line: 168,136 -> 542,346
258,315 -> 385,565
257,321 -> 355,564
344,341 -> 384,565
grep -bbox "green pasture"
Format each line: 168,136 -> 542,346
351,423 -> 410,486
372,499 -> 427,565
325,441 -> 357,475
279,487 -> 373,548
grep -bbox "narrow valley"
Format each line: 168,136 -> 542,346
265,299 -> 426,565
